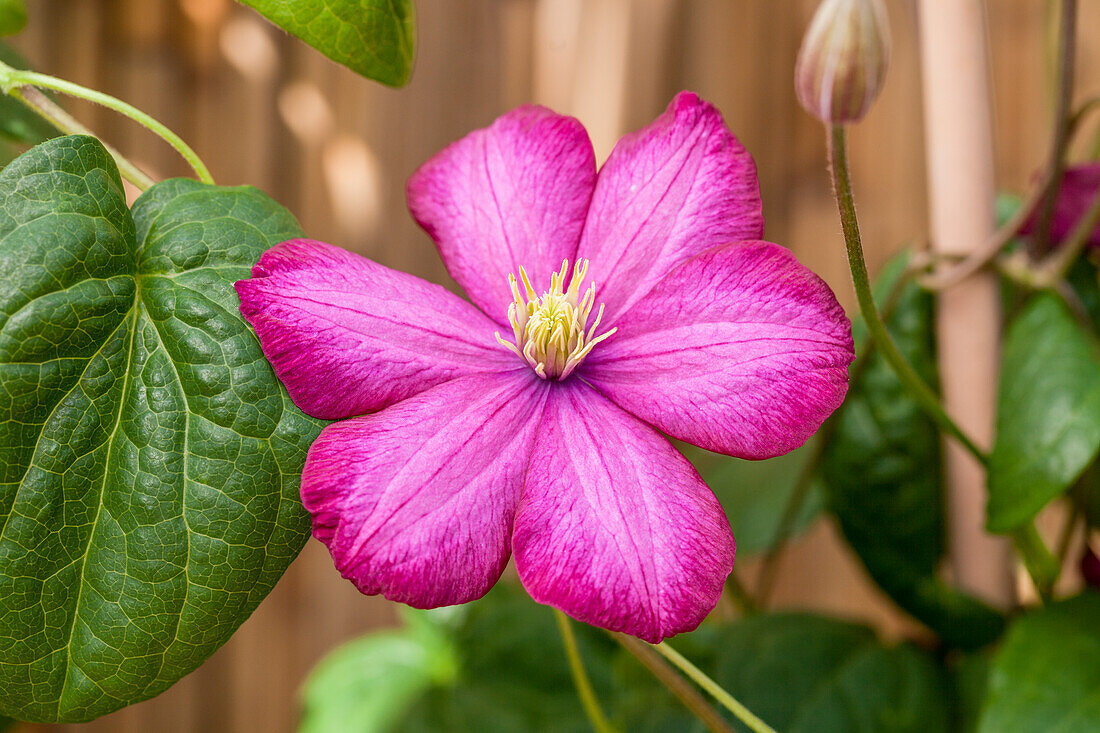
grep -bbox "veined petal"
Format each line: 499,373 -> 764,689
304,372 -> 549,608
513,381 -> 735,643
407,106 -> 597,322
236,239 -> 515,420
576,91 -> 764,323
584,241 -> 853,459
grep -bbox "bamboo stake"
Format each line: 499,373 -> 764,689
917,0 -> 1013,607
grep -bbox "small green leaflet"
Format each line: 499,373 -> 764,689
0,135 -> 323,722
987,295 -> 1100,532
978,592 -> 1100,732
238,0 -> 416,87
300,610 -> 458,733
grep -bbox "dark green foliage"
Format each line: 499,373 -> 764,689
822,253 -> 1003,648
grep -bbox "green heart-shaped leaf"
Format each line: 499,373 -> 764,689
988,295 -> 1100,532
238,0 -> 416,86
0,135 -> 322,722
978,592 -> 1100,732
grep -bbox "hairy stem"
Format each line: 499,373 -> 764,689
554,610 -> 619,733
0,60 -> 213,186
7,85 -> 154,190
613,634 -> 735,733
652,642 -> 777,733
827,125 -> 988,466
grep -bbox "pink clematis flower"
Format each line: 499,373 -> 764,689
236,92 -> 854,642
1022,162 -> 1100,247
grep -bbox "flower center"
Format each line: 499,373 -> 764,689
496,259 -> 616,380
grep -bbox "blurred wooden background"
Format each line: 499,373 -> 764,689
9,0 -> 1100,730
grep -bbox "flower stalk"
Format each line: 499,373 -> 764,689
827,124 -> 988,466
0,60 -> 214,187
613,633 -> 735,733
554,610 -> 619,733
651,642 -> 777,733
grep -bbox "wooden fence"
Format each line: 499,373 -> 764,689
9,0 -> 1100,730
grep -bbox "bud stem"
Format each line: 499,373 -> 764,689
0,60 -> 214,187
826,124 -> 987,466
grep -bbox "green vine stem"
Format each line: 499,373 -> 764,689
0,60 -> 214,187
8,84 -> 154,189
613,633 -> 735,733
651,642 -> 777,733
827,124 -> 989,467
553,610 -> 619,733
1012,523 -> 1060,602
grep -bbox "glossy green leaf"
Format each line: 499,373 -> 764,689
710,613 -> 949,733
0,135 -> 322,722
238,0 -> 416,86
0,0 -> 25,36
299,610 -> 458,733
978,592 -> 1100,732
822,253 -> 1003,648
0,43 -> 58,145
684,439 -> 824,555
988,295 -> 1100,532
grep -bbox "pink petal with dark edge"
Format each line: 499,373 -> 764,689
407,106 -> 597,324
583,241 -> 853,459
512,381 -> 735,643
304,371 -> 550,608
576,91 -> 764,323
236,239 -> 517,420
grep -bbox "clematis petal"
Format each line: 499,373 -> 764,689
1022,162 -> 1100,247
304,372 -> 549,607
583,241 -> 853,459
236,239 -> 515,420
407,106 -> 597,322
513,381 -> 735,643
576,91 -> 764,323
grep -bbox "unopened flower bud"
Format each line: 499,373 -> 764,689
795,0 -> 891,124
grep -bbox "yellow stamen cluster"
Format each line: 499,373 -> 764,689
496,259 -> 616,380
